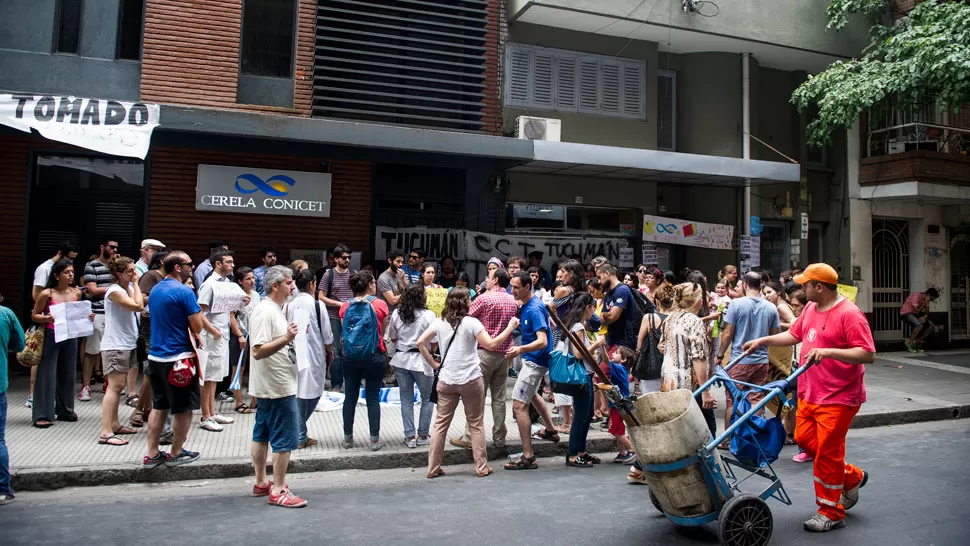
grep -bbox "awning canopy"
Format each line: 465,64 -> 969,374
508,140 -> 800,186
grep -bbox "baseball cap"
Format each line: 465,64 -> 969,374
141,238 -> 164,249
793,263 -> 838,285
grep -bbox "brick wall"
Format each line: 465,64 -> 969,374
482,0 -> 502,135
147,148 -> 372,266
141,0 -> 314,116
860,150 -> 970,186
0,135 -> 33,317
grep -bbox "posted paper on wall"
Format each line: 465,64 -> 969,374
209,282 -> 248,314
51,300 -> 93,343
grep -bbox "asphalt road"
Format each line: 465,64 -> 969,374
2,420 -> 969,545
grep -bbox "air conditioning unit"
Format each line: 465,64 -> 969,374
888,140 -> 906,154
515,116 -> 562,142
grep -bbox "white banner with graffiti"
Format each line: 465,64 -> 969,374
642,214 -> 735,250
375,226 -> 630,281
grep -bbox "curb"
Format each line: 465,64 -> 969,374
13,406 -> 969,492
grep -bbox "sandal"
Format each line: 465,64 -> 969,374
33,421 -> 53,429
586,454 -> 601,464
504,455 -> 538,470
129,412 -> 145,428
476,466 -> 494,477
113,426 -> 137,435
98,435 -> 128,446
125,395 -> 139,408
298,438 -> 318,449
234,403 -> 256,414
535,429 -> 560,443
566,454 -> 594,467
426,469 -> 446,479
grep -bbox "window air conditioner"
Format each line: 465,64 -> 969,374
515,116 -> 562,142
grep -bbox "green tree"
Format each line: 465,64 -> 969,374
792,0 -> 970,147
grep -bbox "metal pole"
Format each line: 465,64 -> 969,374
742,53 -> 751,236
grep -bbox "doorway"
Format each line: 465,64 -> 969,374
23,154 -> 146,315
871,219 -> 910,341
950,229 -> 969,340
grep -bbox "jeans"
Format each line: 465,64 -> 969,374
329,318 -> 343,389
568,375 -> 595,456
342,352 -> 385,438
0,392 -> 11,497
394,368 -> 433,438
297,396 -> 321,444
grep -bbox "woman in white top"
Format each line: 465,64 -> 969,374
418,287 -> 518,479
288,269 -> 334,449
98,256 -> 144,446
387,285 -> 437,448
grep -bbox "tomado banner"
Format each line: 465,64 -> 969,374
196,164 -> 332,217
643,214 -> 735,250
0,93 -> 159,159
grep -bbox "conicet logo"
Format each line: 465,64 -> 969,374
234,174 -> 296,197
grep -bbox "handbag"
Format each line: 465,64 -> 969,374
549,328 -> 589,397
168,356 -> 198,387
16,325 -> 45,368
429,317 -> 463,404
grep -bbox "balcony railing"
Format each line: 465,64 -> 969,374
867,96 -> 970,158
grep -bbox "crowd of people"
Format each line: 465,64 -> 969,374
0,236 -> 878,532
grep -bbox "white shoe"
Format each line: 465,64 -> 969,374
200,418 -> 224,432
25,395 -> 33,408
211,414 -> 234,425
803,513 -> 845,532
78,386 -> 92,402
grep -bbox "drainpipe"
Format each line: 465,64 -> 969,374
742,53 -> 751,235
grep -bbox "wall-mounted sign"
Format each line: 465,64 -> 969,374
196,165 -> 332,217
0,93 -> 159,159
750,216 -> 762,236
800,212 -> 809,239
512,203 -> 565,221
643,214 -> 735,250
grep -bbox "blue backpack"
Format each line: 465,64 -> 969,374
342,296 -> 378,360
720,368 -> 787,468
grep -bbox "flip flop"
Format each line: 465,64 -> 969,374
98,435 -> 129,446
234,403 -> 256,414
476,466 -> 494,477
426,469 -> 446,479
113,426 -> 137,435
33,421 -> 53,429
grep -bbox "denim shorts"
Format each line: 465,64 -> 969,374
252,395 -> 300,453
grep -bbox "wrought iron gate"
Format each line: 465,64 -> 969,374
871,219 -> 910,341
950,232 -> 969,340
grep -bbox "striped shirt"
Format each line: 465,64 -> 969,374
468,287 -> 519,353
319,268 -> 354,320
83,259 -> 114,314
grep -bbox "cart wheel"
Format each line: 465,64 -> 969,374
648,488 -> 663,514
717,493 -> 773,546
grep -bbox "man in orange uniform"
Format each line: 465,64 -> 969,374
744,263 -> 875,533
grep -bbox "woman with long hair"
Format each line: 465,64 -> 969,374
420,263 -> 442,289
451,271 -> 477,299
229,266 -> 259,413
98,255 -> 144,445
130,249 -> 168,428
560,292 -> 601,467
634,283 -> 676,394
554,259 -> 586,299
418,288 -> 518,478
30,259 -> 90,428
387,284 -> 436,448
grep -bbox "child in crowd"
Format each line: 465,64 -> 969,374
598,346 -> 636,464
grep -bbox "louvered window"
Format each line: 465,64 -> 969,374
313,0 -> 487,131
657,69 -> 676,150
505,43 -> 645,121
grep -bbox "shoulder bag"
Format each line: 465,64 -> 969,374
429,317 -> 463,404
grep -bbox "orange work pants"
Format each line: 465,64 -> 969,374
794,400 -> 865,521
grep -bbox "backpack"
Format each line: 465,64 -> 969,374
632,313 -> 666,380
342,296 -> 378,360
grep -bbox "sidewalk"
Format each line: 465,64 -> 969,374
6,350 -> 970,491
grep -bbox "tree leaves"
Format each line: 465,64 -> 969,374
793,0 -> 970,147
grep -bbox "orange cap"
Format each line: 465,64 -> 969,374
793,263 -> 838,285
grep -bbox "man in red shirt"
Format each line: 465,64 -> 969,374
743,263 -> 875,533
451,268 -> 519,449
899,287 -> 939,352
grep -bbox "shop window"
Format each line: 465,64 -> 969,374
116,0 -> 144,60
54,0 -> 82,54
758,221 -> 790,275
505,43 -> 645,120
506,203 -> 636,235
240,0 -> 296,78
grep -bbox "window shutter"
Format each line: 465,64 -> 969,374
532,51 -> 555,109
556,55 -> 578,112
507,46 -> 531,107
579,57 -> 600,114
622,62 -> 644,118
601,60 -> 622,114
657,70 -> 676,150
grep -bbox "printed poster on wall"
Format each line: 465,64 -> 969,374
643,214 -> 734,250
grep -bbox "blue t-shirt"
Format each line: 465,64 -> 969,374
608,361 -> 630,407
148,278 -> 202,360
603,283 -> 636,348
520,295 -> 552,367
724,296 -> 781,364
401,265 -> 421,286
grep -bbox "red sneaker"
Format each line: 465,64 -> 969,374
267,488 -> 307,508
252,480 -> 273,497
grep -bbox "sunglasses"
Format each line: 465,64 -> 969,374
409,255 -> 420,260
338,255 -> 351,260
179,261 -> 194,267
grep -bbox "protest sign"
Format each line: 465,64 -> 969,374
643,214 -> 734,250
838,284 -> 859,303
51,300 -> 93,343
425,288 -> 448,317
209,282 -> 248,314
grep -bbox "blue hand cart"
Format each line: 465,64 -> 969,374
639,355 -> 812,546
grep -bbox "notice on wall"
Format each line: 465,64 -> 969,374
739,235 -> 761,272
642,243 -> 658,266
425,288 -> 449,317
618,247 -> 635,269
290,249 -> 327,272
0,94 -> 159,159
643,214 -> 734,250
50,300 -> 93,343
375,226 -> 629,282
